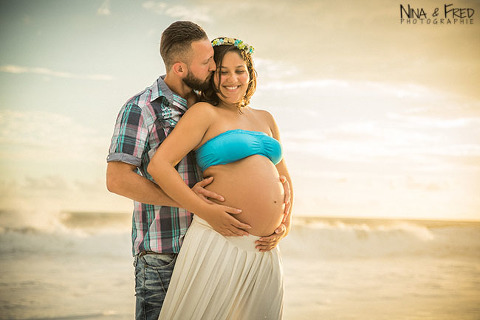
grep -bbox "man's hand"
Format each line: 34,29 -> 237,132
192,177 -> 224,204
255,220 -> 288,252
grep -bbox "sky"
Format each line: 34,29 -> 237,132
0,0 -> 479,221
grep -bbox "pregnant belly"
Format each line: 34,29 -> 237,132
203,155 -> 285,237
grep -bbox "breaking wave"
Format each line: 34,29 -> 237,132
1,210 -> 479,260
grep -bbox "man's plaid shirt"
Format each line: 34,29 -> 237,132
107,76 -> 200,255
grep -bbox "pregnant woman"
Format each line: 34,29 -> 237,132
148,37 -> 293,319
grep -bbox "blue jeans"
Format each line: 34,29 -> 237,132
134,252 -> 177,320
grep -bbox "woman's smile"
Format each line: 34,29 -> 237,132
222,84 -> 243,94
214,51 -> 250,106
224,85 -> 241,91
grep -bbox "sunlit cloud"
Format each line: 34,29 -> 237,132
0,65 -> 114,81
388,113 -> 480,129
0,109 -> 106,163
260,79 -> 350,91
254,58 -> 299,80
97,0 -> 111,16
0,174 -> 131,214
260,78 -> 434,100
255,75 -> 480,175
142,1 -> 211,23
406,176 -> 447,191
400,99 -> 480,119
281,117 -> 480,168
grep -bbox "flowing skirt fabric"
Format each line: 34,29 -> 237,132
158,215 -> 284,320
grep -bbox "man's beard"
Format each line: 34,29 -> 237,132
182,70 -> 211,91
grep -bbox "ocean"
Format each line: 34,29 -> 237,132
0,210 -> 479,320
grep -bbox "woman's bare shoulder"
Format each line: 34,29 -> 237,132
188,101 -> 218,113
250,107 -> 280,138
182,102 -> 218,121
251,107 -> 276,124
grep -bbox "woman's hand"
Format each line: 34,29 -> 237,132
254,175 -> 292,252
280,175 -> 291,216
192,176 -> 225,204
200,203 -> 251,237
193,177 -> 251,236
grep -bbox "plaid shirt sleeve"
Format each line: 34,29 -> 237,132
107,100 -> 149,166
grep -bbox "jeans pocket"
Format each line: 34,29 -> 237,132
139,254 -> 177,294
142,253 -> 177,269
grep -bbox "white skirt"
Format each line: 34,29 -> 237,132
159,215 -> 284,320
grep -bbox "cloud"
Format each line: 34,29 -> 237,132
281,114 -> 480,169
0,174 -> 132,214
259,78 -> 433,100
260,79 -> 350,92
406,176 -> 449,192
0,65 -> 114,81
97,0 -> 111,16
0,109 -> 106,163
253,75 -> 480,171
205,0 -> 479,100
388,113 -> 480,129
254,58 -> 299,80
142,1 -> 211,23
399,99 -> 480,119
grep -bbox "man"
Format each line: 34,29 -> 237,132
106,21 -> 290,320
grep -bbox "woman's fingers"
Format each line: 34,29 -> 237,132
255,224 -> 287,251
224,206 -> 251,230
192,177 -> 225,202
283,201 -> 291,216
255,237 -> 276,252
219,224 -> 246,237
200,189 -> 225,202
256,243 -> 275,252
275,224 -> 286,234
193,176 -> 213,189
224,205 -> 242,215
280,175 -> 291,206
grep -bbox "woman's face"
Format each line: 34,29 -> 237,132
214,51 -> 250,106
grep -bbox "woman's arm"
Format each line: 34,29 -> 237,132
255,110 -> 294,251
147,103 -> 251,236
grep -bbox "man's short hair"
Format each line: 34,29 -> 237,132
160,21 -> 208,71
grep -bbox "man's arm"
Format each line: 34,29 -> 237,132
106,161 -> 225,207
106,161 -> 179,206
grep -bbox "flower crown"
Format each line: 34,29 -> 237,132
211,37 -> 254,55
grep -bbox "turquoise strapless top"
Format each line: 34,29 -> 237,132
196,129 -> 283,171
